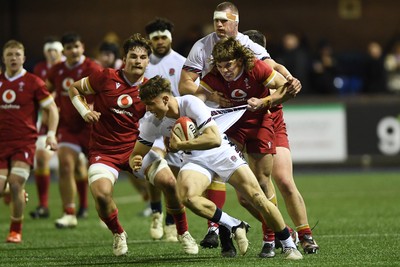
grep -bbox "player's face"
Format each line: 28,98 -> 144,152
143,95 -> 168,119
213,9 -> 238,39
44,49 -> 62,64
123,47 -> 149,76
150,35 -> 171,57
2,47 -> 25,74
216,59 -> 243,81
63,41 -> 84,65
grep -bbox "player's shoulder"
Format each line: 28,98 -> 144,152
51,61 -> 65,71
170,50 -> 186,61
140,111 -> 162,128
100,67 -> 118,76
179,95 -> 207,112
89,68 -> 120,85
84,57 -> 103,70
33,60 -> 46,70
192,33 -> 216,50
25,71 -> 45,85
180,94 -> 201,103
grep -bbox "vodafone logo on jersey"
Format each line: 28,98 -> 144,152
231,89 -> 247,99
111,94 -> 134,117
2,89 -> 16,103
62,78 -> 75,91
117,94 -> 133,108
1,89 -> 20,109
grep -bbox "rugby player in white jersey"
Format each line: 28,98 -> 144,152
129,76 -> 303,260
143,17 -> 188,242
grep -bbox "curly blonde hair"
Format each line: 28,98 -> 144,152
211,37 -> 255,71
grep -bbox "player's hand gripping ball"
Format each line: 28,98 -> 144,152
172,116 -> 199,141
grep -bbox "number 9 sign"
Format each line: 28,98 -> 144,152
377,116 -> 400,155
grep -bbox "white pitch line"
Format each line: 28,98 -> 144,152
114,195 -> 144,204
313,233 -> 396,238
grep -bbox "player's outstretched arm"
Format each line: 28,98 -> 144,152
247,72 -> 294,111
264,58 -> 301,96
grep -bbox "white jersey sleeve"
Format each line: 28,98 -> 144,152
138,111 -> 162,146
178,95 -> 217,133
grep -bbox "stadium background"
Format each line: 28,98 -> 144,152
1,0 -> 400,168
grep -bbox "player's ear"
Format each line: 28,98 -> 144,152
162,95 -> 169,105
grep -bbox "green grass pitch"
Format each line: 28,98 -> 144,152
0,170 -> 399,266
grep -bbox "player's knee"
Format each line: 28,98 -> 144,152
90,183 -> 112,209
159,176 -> 176,196
179,192 -> 195,209
10,167 -> 30,181
237,194 -> 251,209
146,158 -> 169,185
251,192 -> 269,210
7,180 -> 24,195
275,179 -> 298,197
58,160 -> 74,177
88,164 -> 115,185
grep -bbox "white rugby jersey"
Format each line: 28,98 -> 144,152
139,95 -> 217,145
183,32 -> 271,78
145,50 -> 186,97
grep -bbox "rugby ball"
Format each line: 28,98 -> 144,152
172,116 -> 199,141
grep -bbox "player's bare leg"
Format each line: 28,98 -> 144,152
148,162 -> 197,254
273,147 -> 318,254
229,165 -> 302,260
55,146 -> 78,228
30,141 -> 52,219
4,161 -> 30,243
88,164 -> 127,257
177,170 -> 249,256
75,153 -> 89,219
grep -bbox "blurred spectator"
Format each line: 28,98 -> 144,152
363,41 -> 387,94
384,41 -> 400,93
276,33 -> 312,94
310,39 -> 338,94
95,41 -> 123,69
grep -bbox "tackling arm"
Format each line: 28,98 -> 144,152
178,69 -> 200,95
264,58 -> 301,96
247,71 -> 295,111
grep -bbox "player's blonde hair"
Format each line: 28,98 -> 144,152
211,37 -> 255,71
2,40 -> 24,54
